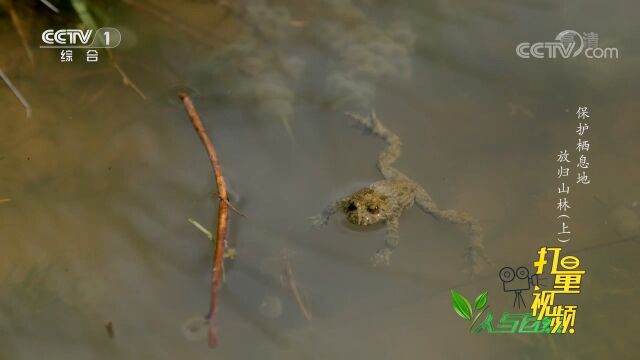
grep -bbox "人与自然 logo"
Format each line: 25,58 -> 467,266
516,30 -> 619,59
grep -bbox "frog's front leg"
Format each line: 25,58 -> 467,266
414,187 -> 490,274
372,217 -> 400,266
309,202 -> 339,227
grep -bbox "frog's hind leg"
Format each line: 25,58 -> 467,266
346,111 -> 405,180
414,187 -> 490,275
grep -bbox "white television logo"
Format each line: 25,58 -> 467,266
40,28 -> 121,48
516,30 -> 619,59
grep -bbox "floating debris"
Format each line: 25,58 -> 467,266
181,316 -> 208,341
608,207 -> 640,238
112,62 -> 147,100
188,218 -> 237,260
282,254 -> 312,322
189,218 -> 213,239
104,320 -> 115,339
259,295 -> 283,319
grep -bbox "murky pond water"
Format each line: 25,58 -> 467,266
1,0 -> 639,359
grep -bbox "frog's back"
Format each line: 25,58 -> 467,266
371,177 -> 417,209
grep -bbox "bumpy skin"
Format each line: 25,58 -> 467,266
311,111 -> 489,273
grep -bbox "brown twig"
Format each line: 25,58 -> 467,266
0,198 -> 11,203
4,0 -> 35,66
112,62 -> 147,100
105,48 -> 146,100
86,80 -> 114,106
282,254 -> 312,322
218,196 -> 246,218
0,68 -> 31,118
179,93 -> 229,348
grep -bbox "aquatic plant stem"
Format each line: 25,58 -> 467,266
39,0 -> 59,13
179,93 -> 229,348
0,68 -> 32,118
283,255 -> 312,322
4,0 -> 35,66
112,61 -> 147,100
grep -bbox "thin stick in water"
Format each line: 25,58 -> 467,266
283,255 -> 312,322
0,69 -> 32,118
179,93 -> 230,348
39,0 -> 60,13
4,0 -> 35,66
112,62 -> 147,100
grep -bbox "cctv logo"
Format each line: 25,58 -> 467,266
40,28 -> 122,49
516,30 -> 619,59
42,29 -> 93,46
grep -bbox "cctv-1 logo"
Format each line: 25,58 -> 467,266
40,28 -> 122,48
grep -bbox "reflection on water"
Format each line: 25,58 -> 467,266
1,0 -> 639,358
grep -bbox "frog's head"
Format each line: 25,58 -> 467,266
340,187 -> 389,226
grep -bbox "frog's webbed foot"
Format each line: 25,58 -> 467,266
371,217 -> 400,266
309,202 -> 339,227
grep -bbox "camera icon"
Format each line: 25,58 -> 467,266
499,266 -> 539,308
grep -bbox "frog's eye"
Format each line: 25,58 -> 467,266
367,205 -> 379,214
347,202 -> 358,212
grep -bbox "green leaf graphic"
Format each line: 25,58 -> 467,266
474,290 -> 488,310
451,290 -> 473,320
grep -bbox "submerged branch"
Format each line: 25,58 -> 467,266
0,68 -> 32,118
68,0 -> 147,101
39,0 -> 59,13
112,62 -> 147,100
282,255 -> 312,322
179,93 -> 229,348
4,0 -> 35,66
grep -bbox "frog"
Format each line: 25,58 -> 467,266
310,110 -> 489,274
